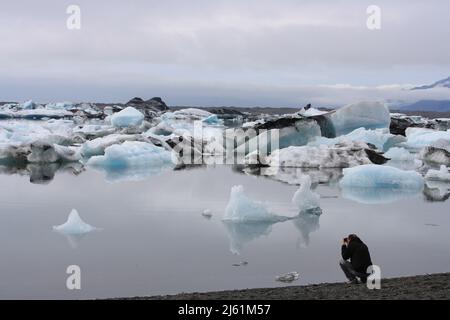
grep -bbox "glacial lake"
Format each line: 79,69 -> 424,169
0,164 -> 449,299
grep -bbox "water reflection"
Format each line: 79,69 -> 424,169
292,208 -> 322,248
341,186 -> 423,204
0,163 -> 84,184
222,220 -> 280,255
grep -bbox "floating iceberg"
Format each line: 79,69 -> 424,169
340,164 -> 423,189
425,165 -> 450,182
418,146 -> 450,166
258,141 -> 386,168
404,128 -> 450,150
53,209 -> 98,234
292,175 -> 321,213
324,101 -> 391,137
384,147 -> 415,162
87,141 -> 174,170
81,134 -> 144,157
310,128 -> 404,152
223,185 -> 287,222
423,181 -> 450,202
87,141 -> 175,181
110,107 -> 144,128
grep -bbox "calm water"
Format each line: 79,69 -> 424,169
0,165 -> 449,299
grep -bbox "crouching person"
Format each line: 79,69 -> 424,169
340,234 -> 373,284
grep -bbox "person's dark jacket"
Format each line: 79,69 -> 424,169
341,238 -> 372,273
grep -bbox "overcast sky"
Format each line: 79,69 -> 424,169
0,0 -> 449,107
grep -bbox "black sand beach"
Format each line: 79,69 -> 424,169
121,273 -> 450,300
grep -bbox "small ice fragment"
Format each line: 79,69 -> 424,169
424,165 -> 450,182
202,209 -> 213,218
232,261 -> 249,267
292,175 -> 320,213
275,271 -> 299,283
53,209 -> 98,234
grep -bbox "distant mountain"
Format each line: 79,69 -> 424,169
411,77 -> 450,90
400,99 -> 450,112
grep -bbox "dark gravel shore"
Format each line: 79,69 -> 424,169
121,273 -> 450,300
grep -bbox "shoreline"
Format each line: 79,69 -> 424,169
116,273 -> 450,300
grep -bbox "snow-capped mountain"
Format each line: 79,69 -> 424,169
412,77 -> 450,90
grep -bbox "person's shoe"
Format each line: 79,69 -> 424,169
347,279 -> 360,284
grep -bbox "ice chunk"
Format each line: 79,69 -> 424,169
202,114 -> 223,125
87,141 -> 175,182
53,209 -> 98,234
424,181 -> 450,202
340,164 -> 423,189
404,128 -> 450,149
173,108 -> 212,119
202,209 -> 213,218
110,107 -> 144,128
326,101 -> 391,136
275,271 -> 299,283
384,147 -> 415,161
292,175 -> 321,213
15,108 -> 73,119
310,128 -> 404,152
259,141 -> 384,168
81,134 -> 144,157
418,146 -> 450,166
425,165 -> 450,182
298,107 -> 327,116
223,185 -> 287,222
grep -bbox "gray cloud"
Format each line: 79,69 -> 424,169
0,0 -> 449,105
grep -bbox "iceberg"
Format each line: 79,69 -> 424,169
320,101 -> 391,137
340,164 -> 424,190
110,107 -> 144,128
257,141 -> 386,168
425,165 -> 450,182
53,209 -> 98,234
292,175 -> 321,213
223,185 -> 288,222
384,147 -> 415,162
418,146 -> 450,166
423,181 -> 450,202
404,128 -> 450,150
81,134 -> 144,157
87,141 -> 176,182
310,128 -> 405,152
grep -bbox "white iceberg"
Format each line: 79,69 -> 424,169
87,141 -> 175,181
418,146 -> 450,166
292,175 -> 321,213
384,147 -> 415,162
53,209 -> 98,234
340,164 -> 424,190
404,128 -> 450,150
223,185 -> 287,222
425,165 -> 450,182
310,128 -> 404,152
260,141 -> 378,168
110,107 -> 144,128
81,134 -> 144,157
